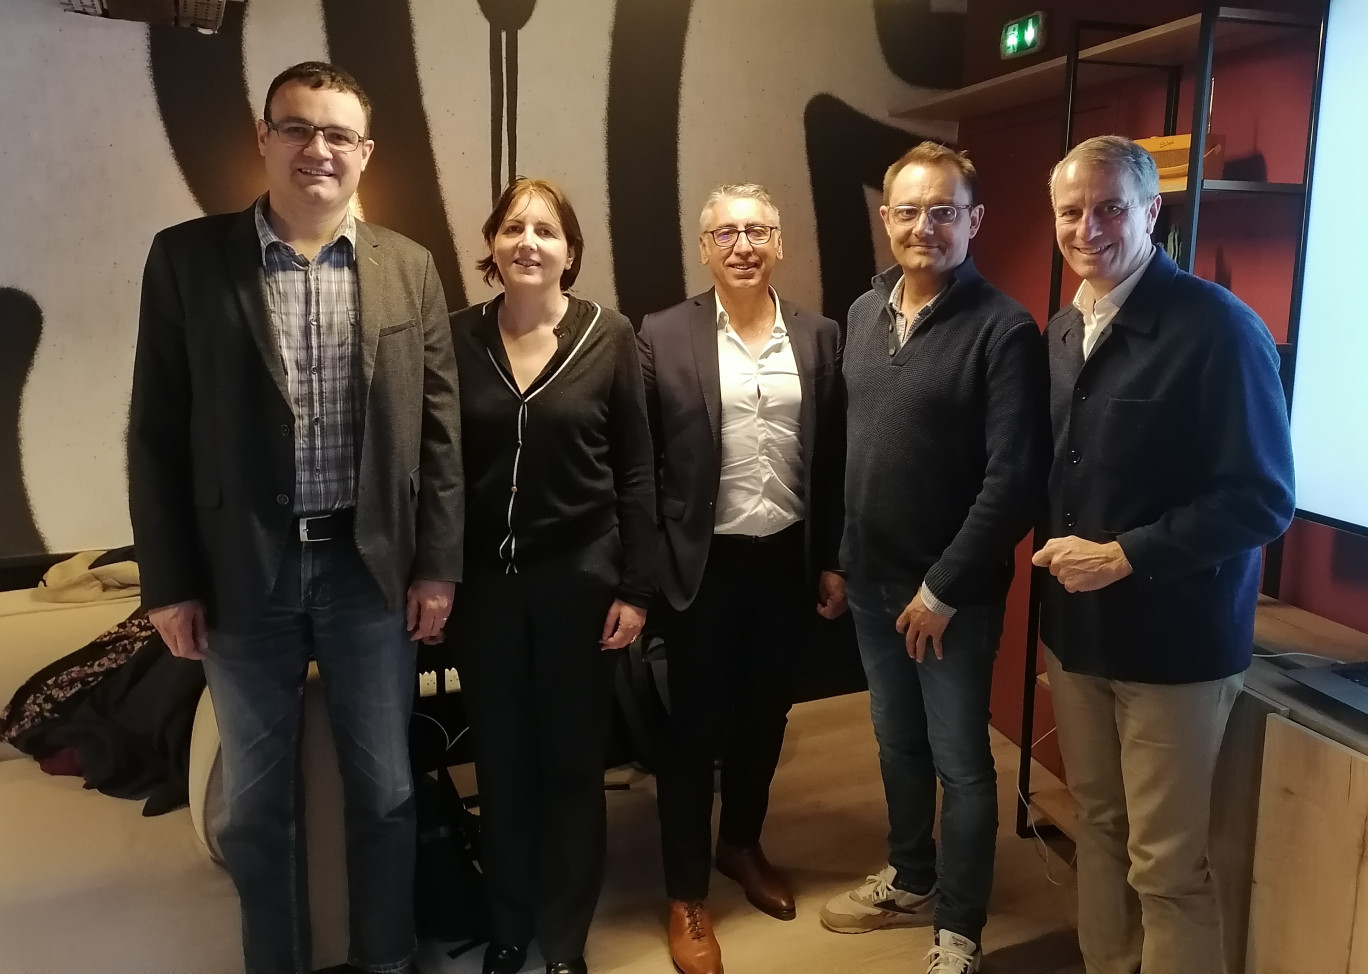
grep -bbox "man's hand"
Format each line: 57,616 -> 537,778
148,599 -> 209,660
407,579 -> 456,644
601,600 -> 647,650
895,591 -> 950,662
1032,536 -> 1133,593
816,571 -> 848,619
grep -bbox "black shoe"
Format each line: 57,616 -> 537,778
482,943 -> 527,974
545,960 -> 588,974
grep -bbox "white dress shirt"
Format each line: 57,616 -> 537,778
1072,244 -> 1157,359
714,288 -> 805,537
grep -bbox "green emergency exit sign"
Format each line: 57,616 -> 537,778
1001,12 -> 1045,59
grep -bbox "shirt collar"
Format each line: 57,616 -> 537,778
888,276 -> 905,315
888,274 -> 951,319
253,194 -> 357,261
874,257 -> 979,304
715,286 -> 786,339
1072,243 -> 1156,319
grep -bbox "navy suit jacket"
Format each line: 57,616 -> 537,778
637,290 -> 845,610
1041,249 -> 1294,683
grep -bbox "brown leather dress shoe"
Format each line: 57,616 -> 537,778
715,840 -> 796,920
668,899 -> 724,974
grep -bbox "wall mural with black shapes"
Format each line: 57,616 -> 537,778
0,0 -> 961,561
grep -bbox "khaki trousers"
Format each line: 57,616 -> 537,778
1045,650 -> 1242,974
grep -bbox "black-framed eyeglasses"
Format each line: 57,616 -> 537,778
889,204 -> 972,227
266,119 -> 366,152
705,225 -> 778,247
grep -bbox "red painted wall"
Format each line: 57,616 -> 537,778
947,6 -> 1356,779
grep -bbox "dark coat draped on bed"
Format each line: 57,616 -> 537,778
0,611 -> 205,816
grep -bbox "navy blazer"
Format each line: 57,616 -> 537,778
1040,249 -> 1294,683
637,290 -> 845,611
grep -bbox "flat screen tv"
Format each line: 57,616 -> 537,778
1288,0 -> 1368,536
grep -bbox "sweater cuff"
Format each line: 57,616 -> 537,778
615,585 -> 654,610
1114,529 -> 1156,583
918,582 -> 956,618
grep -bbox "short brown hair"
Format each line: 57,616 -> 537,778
882,141 -> 980,206
476,178 -> 585,290
264,62 -> 373,135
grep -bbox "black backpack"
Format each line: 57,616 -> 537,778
412,765 -> 490,955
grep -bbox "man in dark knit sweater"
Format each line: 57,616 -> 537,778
819,142 -> 1049,974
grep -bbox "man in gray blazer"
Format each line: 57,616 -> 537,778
128,62 -> 462,974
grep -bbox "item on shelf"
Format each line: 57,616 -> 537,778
1135,133 -> 1225,193
1165,224 -> 1182,262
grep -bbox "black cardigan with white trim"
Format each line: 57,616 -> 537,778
449,294 -> 656,606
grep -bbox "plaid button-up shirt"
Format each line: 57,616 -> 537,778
254,197 -> 360,514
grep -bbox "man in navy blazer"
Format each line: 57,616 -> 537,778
1033,136 -> 1294,974
637,184 -> 845,974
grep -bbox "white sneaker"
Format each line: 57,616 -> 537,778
818,864 -> 937,933
925,929 -> 982,974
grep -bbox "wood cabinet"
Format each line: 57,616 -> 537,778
1248,714 -> 1368,971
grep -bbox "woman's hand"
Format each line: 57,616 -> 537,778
600,599 -> 647,650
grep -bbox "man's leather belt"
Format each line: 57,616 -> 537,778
295,509 -> 355,543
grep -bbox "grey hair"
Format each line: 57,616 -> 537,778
698,183 -> 782,232
1049,135 -> 1160,202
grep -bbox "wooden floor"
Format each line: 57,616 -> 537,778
418,691 -> 1084,974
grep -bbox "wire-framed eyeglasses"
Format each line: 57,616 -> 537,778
266,119 -> 366,152
888,204 -> 972,227
705,225 -> 778,247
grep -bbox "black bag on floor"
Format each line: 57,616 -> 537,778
413,766 -> 489,950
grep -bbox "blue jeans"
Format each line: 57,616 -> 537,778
847,578 -> 1003,943
204,534 -> 417,974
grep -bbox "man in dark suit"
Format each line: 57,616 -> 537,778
637,184 -> 845,974
1033,135 -> 1294,974
128,62 -> 462,974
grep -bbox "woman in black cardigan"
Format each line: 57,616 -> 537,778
449,178 -> 655,974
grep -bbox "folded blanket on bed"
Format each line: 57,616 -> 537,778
35,549 -> 140,603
